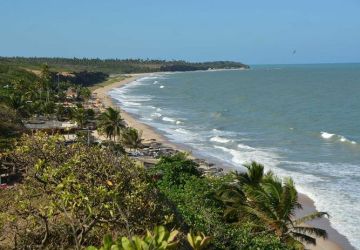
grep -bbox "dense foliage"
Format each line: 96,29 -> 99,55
0,103 -> 24,137
97,107 -> 126,141
150,153 -> 288,250
88,226 -> 211,250
87,226 -> 180,250
218,162 -> 328,249
121,127 -> 143,151
0,132 -> 172,249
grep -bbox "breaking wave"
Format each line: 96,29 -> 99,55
210,136 -> 232,144
321,131 -> 357,144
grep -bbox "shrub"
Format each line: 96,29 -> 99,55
1,132 -> 172,249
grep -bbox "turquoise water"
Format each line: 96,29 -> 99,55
110,64 -> 360,249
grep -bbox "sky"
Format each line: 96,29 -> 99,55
0,0 -> 359,64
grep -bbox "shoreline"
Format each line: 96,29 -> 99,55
93,73 -> 353,250
92,73 -> 182,150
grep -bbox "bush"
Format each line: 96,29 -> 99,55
0,103 -> 24,137
151,153 -> 201,187
1,132 -> 172,249
150,154 -> 287,250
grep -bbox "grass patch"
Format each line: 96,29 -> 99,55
88,74 -> 128,91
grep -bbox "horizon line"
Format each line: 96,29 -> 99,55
1,55 -> 359,66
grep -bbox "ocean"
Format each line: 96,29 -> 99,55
109,64 -> 360,249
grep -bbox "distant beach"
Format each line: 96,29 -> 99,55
92,71 -> 356,250
92,74 -> 178,148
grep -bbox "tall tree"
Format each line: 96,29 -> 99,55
71,107 -> 88,129
37,64 -> 51,101
97,107 -> 125,141
218,162 -> 328,249
121,127 -> 143,151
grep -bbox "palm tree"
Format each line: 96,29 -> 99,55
235,162 -> 268,187
79,87 -> 91,101
71,107 -> 88,129
97,107 -> 125,141
36,64 -> 51,101
121,127 -> 143,151
218,162 -> 328,249
7,94 -> 29,117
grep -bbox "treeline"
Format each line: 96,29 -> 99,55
0,57 -> 249,74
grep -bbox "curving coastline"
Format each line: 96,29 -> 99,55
92,73 -> 354,250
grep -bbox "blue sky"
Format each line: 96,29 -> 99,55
1,0 -> 359,64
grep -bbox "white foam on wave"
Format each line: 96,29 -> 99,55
153,80 -> 159,84
211,128 -> 244,137
140,117 -> 153,121
137,75 -> 161,81
176,120 -> 183,125
237,143 -> 256,151
122,101 -> 141,106
213,145 -> 280,168
321,131 -> 357,145
151,112 -> 162,118
321,131 -> 335,139
162,117 -> 176,123
340,136 -> 357,144
151,123 -> 198,143
210,136 -> 232,144
120,95 -> 152,102
160,85 -> 165,89
175,128 -> 191,134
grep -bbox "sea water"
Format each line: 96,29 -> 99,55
109,64 -> 360,249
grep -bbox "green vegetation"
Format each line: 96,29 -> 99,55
0,133 -> 171,249
150,153 -> 289,249
0,62 -> 102,150
0,57 -> 249,74
121,127 -> 143,151
218,162 -> 328,248
71,106 -> 95,129
97,107 -> 126,141
0,61 -> 328,250
88,75 -> 127,91
0,131 -> 329,249
0,103 -> 24,150
88,226 -> 212,250
87,226 -> 180,250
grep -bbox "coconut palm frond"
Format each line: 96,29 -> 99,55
97,107 -> 125,141
291,232 -> 317,245
121,127 -> 143,150
237,161 -> 265,186
292,226 -> 327,239
293,212 -> 329,226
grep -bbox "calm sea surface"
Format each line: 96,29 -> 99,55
110,64 -> 360,249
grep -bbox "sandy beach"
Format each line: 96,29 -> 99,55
93,74 -> 353,250
92,73 -> 182,150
